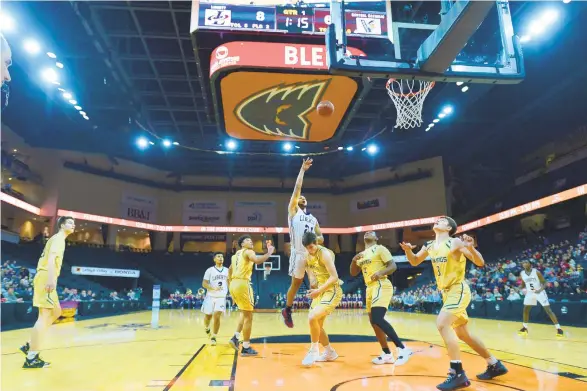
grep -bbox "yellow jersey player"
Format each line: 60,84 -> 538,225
300,231 -> 342,367
21,216 -> 75,368
227,235 -> 274,356
351,231 -> 412,366
400,216 -> 508,391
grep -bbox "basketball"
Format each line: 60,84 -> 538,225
317,101 -> 334,116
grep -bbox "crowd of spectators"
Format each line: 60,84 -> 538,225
1,259 -> 143,304
392,227 -> 587,311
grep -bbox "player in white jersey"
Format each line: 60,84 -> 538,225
281,158 -> 324,328
202,252 -> 229,345
518,260 -> 564,338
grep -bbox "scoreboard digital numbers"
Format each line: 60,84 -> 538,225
196,2 -> 389,38
199,4 -> 275,31
276,6 -> 315,34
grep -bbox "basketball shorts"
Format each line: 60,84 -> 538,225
441,282 -> 471,328
523,290 -> 550,307
201,296 -> 227,315
288,251 -> 308,280
33,272 -> 60,309
366,280 -> 394,312
229,279 -> 254,311
310,285 -> 343,316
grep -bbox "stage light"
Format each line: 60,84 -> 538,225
438,113 -> 446,119
429,123 -> 435,128
346,146 -> 353,151
442,106 -> 454,115
149,141 -> 155,146
74,105 -> 82,111
283,143 -> 293,151
68,99 -> 77,105
79,111 -> 86,116
41,68 -> 58,83
24,39 -> 41,54
529,20 -> 546,35
47,52 -> 57,59
366,144 -> 378,155
337,146 -> 343,151
172,141 -> 179,146
136,137 -> 149,149
520,35 -> 532,43
83,116 -> 89,120
0,12 -> 15,32
462,86 -> 469,92
563,0 -> 571,3
541,10 -> 559,24
56,62 -> 64,69
433,119 -> 440,123
162,139 -> 172,148
63,92 -> 72,99
226,140 -> 237,150
456,82 -> 464,86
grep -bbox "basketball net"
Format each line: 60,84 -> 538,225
263,265 -> 272,281
386,79 -> 435,129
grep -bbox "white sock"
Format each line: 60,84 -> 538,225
243,341 -> 250,348
235,332 -> 241,339
27,351 -> 38,360
486,356 -> 498,365
310,342 -> 319,352
522,323 -> 528,328
555,324 -> 561,330
324,344 -> 334,352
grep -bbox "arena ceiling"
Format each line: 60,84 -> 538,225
3,2 -> 587,182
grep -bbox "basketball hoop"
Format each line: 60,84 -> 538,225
386,79 -> 435,129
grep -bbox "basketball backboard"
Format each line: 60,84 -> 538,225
326,0 -> 524,84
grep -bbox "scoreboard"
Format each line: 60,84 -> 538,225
194,1 -> 390,39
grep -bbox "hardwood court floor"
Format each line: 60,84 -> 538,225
1,309 -> 586,391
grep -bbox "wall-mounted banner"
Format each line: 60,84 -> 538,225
182,200 -> 227,225
180,233 -> 227,243
351,196 -> 387,213
120,193 -> 158,223
234,201 -> 277,226
71,266 -> 140,278
306,201 -> 327,224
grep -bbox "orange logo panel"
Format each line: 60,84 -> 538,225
221,72 -> 358,142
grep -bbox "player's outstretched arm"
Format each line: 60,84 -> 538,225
314,221 -> 324,245
400,242 -> 428,266
288,158 -> 312,219
455,234 -> 485,267
246,244 -> 276,265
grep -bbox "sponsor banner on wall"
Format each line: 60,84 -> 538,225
180,233 -> 227,243
306,201 -> 327,224
72,266 -> 140,278
182,200 -> 227,225
350,196 -> 387,213
234,201 -> 277,226
120,192 -> 158,223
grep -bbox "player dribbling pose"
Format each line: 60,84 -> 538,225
21,216 -> 75,368
518,259 -> 564,337
351,231 -> 412,365
300,232 -> 342,367
401,217 -> 507,390
282,158 -> 324,328
228,235 -> 275,356
202,252 -> 229,346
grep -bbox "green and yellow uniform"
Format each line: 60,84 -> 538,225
307,246 -> 342,315
229,249 -> 255,311
356,244 -> 394,312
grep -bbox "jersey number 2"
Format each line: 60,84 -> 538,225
304,224 -> 314,234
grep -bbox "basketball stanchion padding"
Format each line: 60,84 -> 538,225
386,79 -> 435,129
